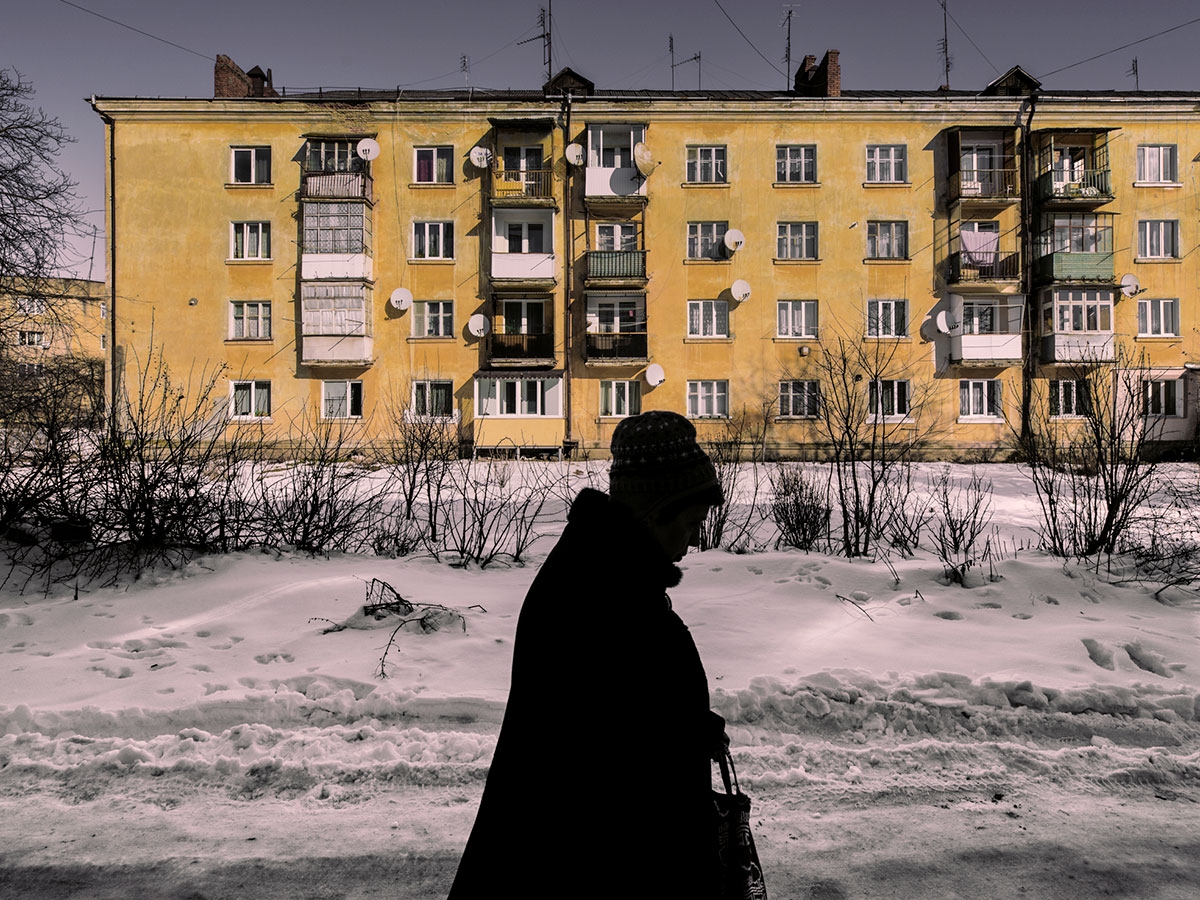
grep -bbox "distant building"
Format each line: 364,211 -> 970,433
88,54 -> 1200,457
1,276 -> 106,373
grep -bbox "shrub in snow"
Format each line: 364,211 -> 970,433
769,464 -> 831,552
928,466 -> 994,585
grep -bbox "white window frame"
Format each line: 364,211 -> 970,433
414,146 -> 454,184
303,202 -> 370,254
588,124 -> 642,168
776,145 -> 817,183
867,221 -> 908,259
1144,379 -> 1183,418
231,221 -> 271,260
777,222 -> 819,260
959,379 -> 1002,419
686,380 -> 729,419
777,300 -> 819,338
410,380 -> 456,421
1045,289 -> 1113,335
1136,144 -> 1178,184
686,145 -> 727,183
504,220 -> 547,254
17,362 -> 44,378
1137,298 -> 1180,337
687,300 -> 729,338
1049,380 -> 1090,418
230,300 -> 271,340
599,380 -> 641,418
962,300 -> 1004,335
597,222 -> 638,251
18,330 -> 46,347
16,297 -> 46,316
231,146 -> 271,184
866,144 -> 907,183
1045,214 -> 1112,254
413,221 -> 455,259
475,376 -> 562,418
300,283 -> 369,336
779,380 -> 820,418
868,380 -> 911,421
304,139 -> 363,174
1137,220 -> 1180,260
322,380 -> 364,420
867,299 -> 908,337
413,300 -> 453,338
687,221 -> 728,259
231,380 -> 271,420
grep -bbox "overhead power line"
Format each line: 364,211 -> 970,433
713,0 -> 787,78
56,0 -> 214,61
1040,14 -> 1200,79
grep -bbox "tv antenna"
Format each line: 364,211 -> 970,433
460,54 -> 470,86
670,34 -> 701,90
938,1 -> 952,89
1127,57 -> 1139,90
781,5 -> 800,91
519,5 -> 553,82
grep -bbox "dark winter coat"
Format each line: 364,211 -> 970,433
447,488 -> 723,899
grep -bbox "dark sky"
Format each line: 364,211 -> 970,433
3,0 -> 1199,277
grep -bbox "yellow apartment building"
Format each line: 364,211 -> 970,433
90,55 -> 1200,458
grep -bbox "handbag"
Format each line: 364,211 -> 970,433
713,746 -> 768,900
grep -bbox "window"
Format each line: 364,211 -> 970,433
1137,220 -> 1180,259
231,222 -> 271,260
1049,380 -> 1090,417
589,296 -> 643,333
597,223 -> 638,251
687,380 -> 729,419
505,222 -> 545,253
305,139 -> 363,173
18,331 -> 45,347
866,145 -> 907,183
588,124 -> 642,167
1144,380 -> 1183,417
868,380 -> 910,419
231,146 -> 271,184
777,222 -> 818,260
413,380 -> 454,419
323,381 -> 363,419
962,300 -> 1002,335
867,299 -> 908,337
1137,144 -> 1177,183
959,380 -> 1002,418
1137,298 -> 1180,336
476,376 -> 562,417
301,283 -> 368,335
414,221 -> 455,259
1044,289 -> 1112,334
16,297 -> 46,316
686,146 -> 727,183
231,301 -> 271,340
600,380 -> 641,417
415,146 -> 454,184
413,300 -> 453,337
231,380 -> 271,418
303,203 -> 369,254
867,221 -> 907,259
687,300 -> 729,338
777,300 -> 819,338
687,221 -> 728,259
776,145 -> 816,183
16,362 -> 43,378
1045,214 -> 1112,254
501,300 -> 546,335
779,380 -> 820,418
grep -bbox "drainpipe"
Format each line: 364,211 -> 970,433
560,90 -> 574,456
95,104 -> 119,425
1019,93 -> 1039,447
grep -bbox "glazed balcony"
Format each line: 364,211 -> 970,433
300,170 -> 373,202
1040,332 -> 1115,364
300,335 -> 374,367
584,331 -> 649,363
488,330 -> 555,366
586,250 -> 647,283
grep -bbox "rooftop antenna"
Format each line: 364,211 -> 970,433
669,34 -> 674,90
673,47 -> 701,90
519,6 -> 552,82
938,0 -> 952,89
781,5 -> 799,91
460,54 -> 470,86
1127,57 -> 1139,90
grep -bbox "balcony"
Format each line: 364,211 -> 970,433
491,168 -> 555,205
488,331 -> 555,366
491,252 -> 556,284
301,253 -> 372,281
1033,251 -> 1114,284
949,168 -> 1018,204
1035,169 -> 1112,205
301,335 -> 374,367
301,170 -> 373,202
948,247 -> 1020,285
586,250 -> 646,284
585,165 -> 647,202
1041,333 -> 1115,364
584,331 -> 648,364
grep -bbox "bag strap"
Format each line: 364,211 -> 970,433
716,746 -> 740,796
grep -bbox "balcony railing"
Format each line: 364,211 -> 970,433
584,331 -> 649,361
1036,169 -> 1112,204
586,250 -> 646,280
1033,251 -> 1114,284
489,331 -> 555,361
491,168 -> 554,201
948,249 -> 1021,283
950,168 -> 1018,202
301,170 -> 373,201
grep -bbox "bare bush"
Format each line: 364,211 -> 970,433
876,462 -> 931,556
699,404 -> 772,553
928,466 -> 994,585
769,464 -> 831,551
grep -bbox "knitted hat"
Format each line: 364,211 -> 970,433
609,411 -> 724,512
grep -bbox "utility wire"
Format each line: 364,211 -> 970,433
938,1 -> 1000,76
713,0 -> 787,78
1040,14 -> 1200,79
399,24 -> 541,87
56,0 -> 214,61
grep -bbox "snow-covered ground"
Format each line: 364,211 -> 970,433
1,464 -> 1198,898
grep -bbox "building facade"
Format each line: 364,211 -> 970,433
90,54 -> 1200,457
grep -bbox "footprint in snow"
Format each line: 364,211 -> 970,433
1081,638 -> 1115,670
0,612 -> 34,627
255,651 -> 295,664
89,665 -> 133,679
1011,612 -> 1033,620
747,566 -> 763,576
974,602 -> 1002,609
933,611 -> 963,621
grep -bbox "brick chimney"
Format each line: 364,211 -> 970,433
793,49 -> 841,98
214,55 -> 277,98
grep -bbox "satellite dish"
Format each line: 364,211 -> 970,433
565,143 -> 585,166
633,142 -> 657,177
469,146 -> 493,168
935,310 -> 956,335
388,288 -> 413,312
731,279 -> 751,302
723,229 -> 745,252
467,313 -> 492,338
356,138 -> 381,161
1120,273 -> 1143,297
644,363 -> 666,387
